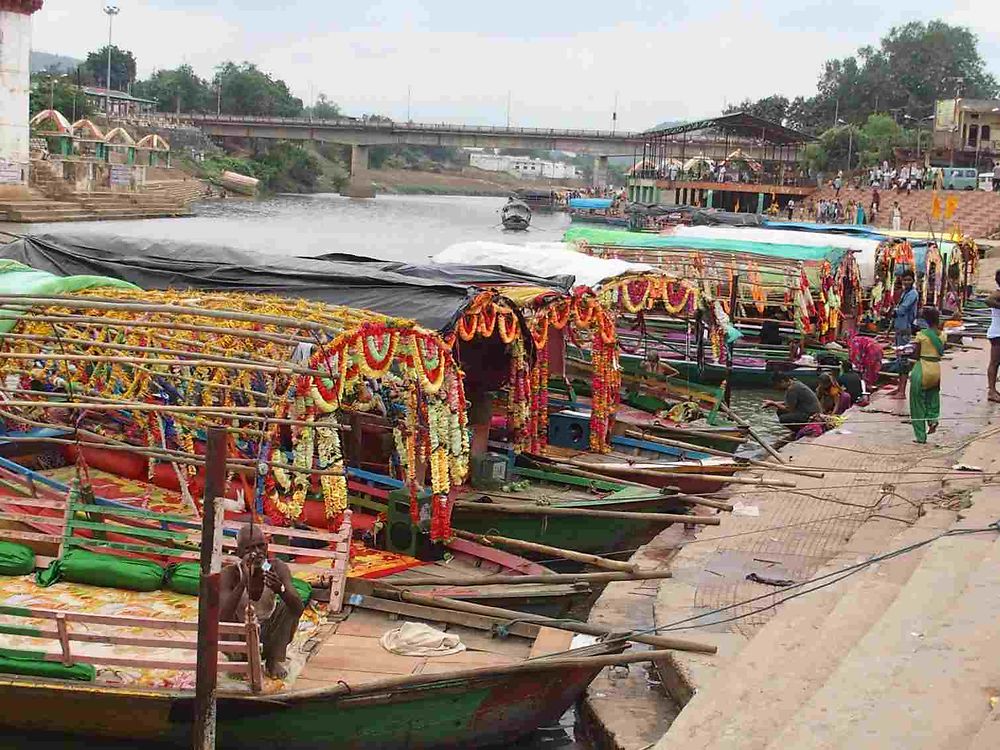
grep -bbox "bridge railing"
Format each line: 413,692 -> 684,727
154,112 -> 642,140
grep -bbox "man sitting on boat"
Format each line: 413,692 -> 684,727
221,524 -> 305,679
762,371 -> 822,434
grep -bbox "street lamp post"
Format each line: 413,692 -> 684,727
103,4 -> 120,119
837,118 -> 853,172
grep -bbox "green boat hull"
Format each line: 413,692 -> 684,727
0,661 -> 604,749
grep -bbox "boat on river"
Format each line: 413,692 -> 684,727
567,197 -> 628,227
501,199 -> 532,230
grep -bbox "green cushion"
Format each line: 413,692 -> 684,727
0,541 -> 35,576
0,653 -> 95,682
163,562 -> 201,596
36,549 -> 165,592
164,562 -> 312,604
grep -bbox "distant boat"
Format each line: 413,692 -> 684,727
501,199 -> 532,230
218,170 -> 259,196
514,189 -> 558,212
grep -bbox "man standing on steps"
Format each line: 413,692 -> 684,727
992,161 -> 1000,192
891,201 -> 902,231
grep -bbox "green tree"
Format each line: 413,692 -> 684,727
307,93 -> 341,119
29,73 -> 93,119
724,95 -> 790,124
81,45 -> 137,91
133,65 -> 213,112
214,62 -> 303,117
740,21 -> 998,134
858,113 -> 905,166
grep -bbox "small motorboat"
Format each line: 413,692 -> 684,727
501,198 -> 532,230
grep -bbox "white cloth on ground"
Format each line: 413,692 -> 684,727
380,621 -> 466,657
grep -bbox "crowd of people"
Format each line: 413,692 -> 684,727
765,269 -> 1000,444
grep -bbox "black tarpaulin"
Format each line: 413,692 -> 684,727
309,252 -> 575,292
0,232 -> 479,332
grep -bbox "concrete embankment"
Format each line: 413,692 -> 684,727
585,343 -> 1000,749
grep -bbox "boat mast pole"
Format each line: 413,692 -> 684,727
193,428 -> 226,749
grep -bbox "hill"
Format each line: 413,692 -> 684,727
30,51 -> 82,74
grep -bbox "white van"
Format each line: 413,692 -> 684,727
979,172 -> 997,191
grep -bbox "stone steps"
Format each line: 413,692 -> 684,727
808,184 -> 1000,238
656,508 -> 958,750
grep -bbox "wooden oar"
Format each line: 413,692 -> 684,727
453,501 -> 720,526
282,648 -> 707,701
452,529 -> 639,572
719,401 -> 786,464
349,579 -> 716,654
389,570 -> 674,588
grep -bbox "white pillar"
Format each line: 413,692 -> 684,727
0,4 -> 41,189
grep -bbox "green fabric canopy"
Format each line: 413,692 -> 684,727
0,259 -> 139,333
563,227 -> 847,264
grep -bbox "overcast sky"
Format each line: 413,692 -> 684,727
32,1 -> 1000,130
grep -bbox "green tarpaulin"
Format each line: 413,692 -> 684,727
563,226 -> 846,264
0,541 -> 35,576
0,259 -> 138,333
37,549 -> 165,591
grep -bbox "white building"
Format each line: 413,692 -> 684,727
0,1 -> 44,189
469,152 -> 578,180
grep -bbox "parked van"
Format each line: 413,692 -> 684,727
979,173 -> 997,191
928,167 -> 979,190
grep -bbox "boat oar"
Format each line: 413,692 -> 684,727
453,501 -> 720,526
623,429 -> 824,480
564,459 -> 796,488
718,401 -> 786,464
279,648 -> 706,701
388,570 -> 674,588
452,529 -> 641,572
349,579 -> 716,654
668,492 -> 734,512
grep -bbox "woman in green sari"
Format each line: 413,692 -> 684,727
909,306 -> 944,444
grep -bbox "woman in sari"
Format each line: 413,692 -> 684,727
909,306 -> 945,444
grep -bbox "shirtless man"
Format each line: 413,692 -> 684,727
220,525 -> 304,679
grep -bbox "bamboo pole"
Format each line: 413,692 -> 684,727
453,501 -> 720,525
352,581 -> 717,654
718,401 -> 786,464
391,570 -> 675,588
564,458 -> 795,488
279,648 -> 704,702
623,429 -> 824,480
452,529 -> 640,572
0,399 -> 272,415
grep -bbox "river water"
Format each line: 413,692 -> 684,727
1,193 -> 785,749
11,193 -> 573,261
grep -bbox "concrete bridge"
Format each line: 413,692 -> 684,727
168,113 -> 649,195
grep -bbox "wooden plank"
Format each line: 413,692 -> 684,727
528,627 -> 574,658
16,651 -> 251,673
245,611 -> 263,694
306,646 -> 425,676
348,594 -> 539,639
55,614 -> 71,666
220,519 -> 349,544
0,605 -> 244,635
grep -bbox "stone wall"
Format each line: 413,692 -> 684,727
0,10 -> 33,185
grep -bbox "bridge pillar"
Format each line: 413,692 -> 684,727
341,144 -> 375,198
591,155 -> 609,189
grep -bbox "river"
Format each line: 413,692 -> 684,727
1,193 -> 785,749
9,193 -> 573,261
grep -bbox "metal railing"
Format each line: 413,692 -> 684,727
153,112 -> 643,140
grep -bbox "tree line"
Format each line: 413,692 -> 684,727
30,46 -> 342,120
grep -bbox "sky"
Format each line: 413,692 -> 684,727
31,0 -> 1000,131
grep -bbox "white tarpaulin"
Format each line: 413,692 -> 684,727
434,241 -> 657,290
668,225 -> 881,284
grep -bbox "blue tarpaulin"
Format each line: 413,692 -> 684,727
569,198 -> 614,210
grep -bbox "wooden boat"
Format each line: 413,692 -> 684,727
0,635 -> 620,750
452,462 -> 690,558
0,466 -> 633,750
501,199 -> 532,230
218,170 -> 259,196
0,450 -> 588,619
514,189 -> 559,212
567,198 -> 629,226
